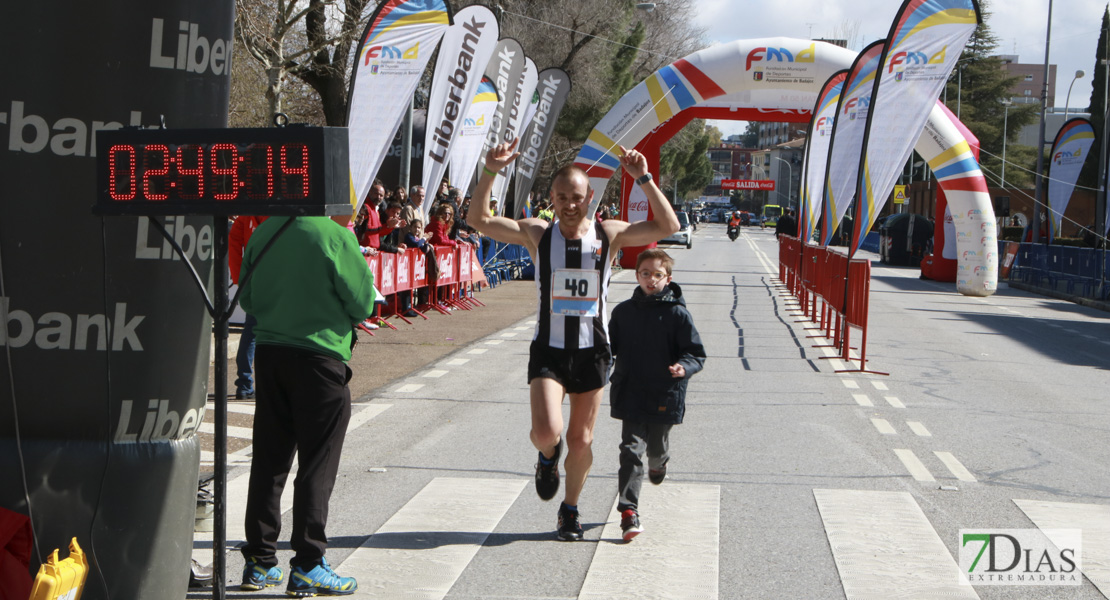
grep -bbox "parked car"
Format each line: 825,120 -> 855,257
661,211 -> 693,249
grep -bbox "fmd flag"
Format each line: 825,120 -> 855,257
450,76 -> 501,198
347,0 -> 452,215
823,41 -> 884,246
850,0 -> 981,254
1047,118 -> 1095,241
800,69 -> 847,243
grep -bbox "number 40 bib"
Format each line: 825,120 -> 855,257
551,269 -> 600,317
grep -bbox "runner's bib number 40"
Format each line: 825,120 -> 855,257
551,269 -> 599,317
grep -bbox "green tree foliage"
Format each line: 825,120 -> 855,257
1080,6 -> 1109,187
659,121 -> 712,202
943,1 -> 1038,187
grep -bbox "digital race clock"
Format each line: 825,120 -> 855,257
94,126 -> 350,216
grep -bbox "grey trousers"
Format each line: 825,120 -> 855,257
617,420 -> 672,513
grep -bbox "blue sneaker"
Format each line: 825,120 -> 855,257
240,556 -> 283,590
286,558 -> 357,597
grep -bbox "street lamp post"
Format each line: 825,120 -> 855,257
1064,69 -> 1086,121
1001,99 -> 1012,188
773,156 -> 793,208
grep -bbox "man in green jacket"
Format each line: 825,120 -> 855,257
238,215 -> 375,596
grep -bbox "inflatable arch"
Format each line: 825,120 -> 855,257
574,37 -> 998,297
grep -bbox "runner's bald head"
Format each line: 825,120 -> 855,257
552,165 -> 589,190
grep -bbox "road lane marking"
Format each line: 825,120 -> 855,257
907,421 -> 932,437
894,449 -> 936,482
467,348 -> 488,355
815,489 -> 978,600
580,483 -> 719,600
484,339 -> 504,345
338,478 -> 526,599
445,358 -> 469,366
394,383 -> 424,393
852,393 -> 873,407
871,381 -> 888,391
934,451 -> 976,482
226,403 -> 256,415
842,379 -> 860,389
884,396 -> 906,408
1015,499 -> 1110,596
500,331 -> 518,338
422,369 -> 448,378
871,418 -> 897,435
514,326 -> 530,331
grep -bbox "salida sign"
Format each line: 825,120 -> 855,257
721,179 -> 775,191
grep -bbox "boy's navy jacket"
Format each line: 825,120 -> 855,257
609,281 -> 706,424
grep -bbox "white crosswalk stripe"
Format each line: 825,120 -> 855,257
815,488 -> 979,599
1016,499 -> 1110,596
580,483 -> 720,600
337,478 -> 526,599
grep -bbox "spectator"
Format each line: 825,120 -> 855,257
238,215 -> 374,595
229,215 -> 267,400
425,204 -> 458,248
378,203 -> 408,254
354,180 -> 398,251
401,185 -> 425,226
775,208 -> 797,238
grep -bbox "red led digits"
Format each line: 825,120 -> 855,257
210,143 -> 240,200
108,144 -> 137,201
142,144 -> 171,201
246,144 -> 275,199
176,144 -> 205,200
280,143 -> 310,199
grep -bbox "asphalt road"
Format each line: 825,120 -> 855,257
194,223 -> 1110,600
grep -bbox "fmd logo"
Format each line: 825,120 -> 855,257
967,209 -> 982,217
364,42 -> 420,65
745,43 -> 816,71
887,47 -> 946,74
843,96 -> 870,115
1054,148 -> 1082,164
465,115 -> 485,127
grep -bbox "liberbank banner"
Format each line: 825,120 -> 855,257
348,0 -> 452,215
421,4 -> 499,216
822,41 -> 884,246
513,68 -> 572,218
1,3 -> 232,598
492,55 -> 536,214
480,38 -> 526,213
1047,118 -> 1095,240
800,70 -> 847,243
850,0 -> 981,254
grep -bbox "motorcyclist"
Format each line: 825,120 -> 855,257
727,211 -> 742,240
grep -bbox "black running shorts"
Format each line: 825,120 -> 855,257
527,340 -> 612,394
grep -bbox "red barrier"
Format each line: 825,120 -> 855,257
776,236 -> 883,375
361,245 -> 490,321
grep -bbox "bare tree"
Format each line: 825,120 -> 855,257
235,0 -> 371,125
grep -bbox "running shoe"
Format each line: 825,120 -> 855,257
534,438 -> 562,500
648,460 -> 667,485
557,503 -> 583,541
620,509 -> 643,542
286,558 -> 357,597
240,556 -> 283,591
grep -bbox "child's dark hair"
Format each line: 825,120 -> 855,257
636,248 -> 674,275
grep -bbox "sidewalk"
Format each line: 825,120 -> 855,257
206,280 -> 540,406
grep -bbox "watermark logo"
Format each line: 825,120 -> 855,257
960,529 -> 1081,586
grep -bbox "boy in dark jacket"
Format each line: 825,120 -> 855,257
609,248 -> 706,542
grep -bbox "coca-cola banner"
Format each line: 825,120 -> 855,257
1,2 -> 232,597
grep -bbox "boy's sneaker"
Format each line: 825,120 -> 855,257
286,558 -> 357,597
534,438 -> 562,501
648,461 -> 667,485
557,503 -> 583,541
620,509 -> 643,542
240,556 -> 283,591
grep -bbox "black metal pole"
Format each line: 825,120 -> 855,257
212,216 -> 229,600
1032,0 -> 1054,243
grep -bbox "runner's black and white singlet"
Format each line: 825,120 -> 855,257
534,220 -> 612,350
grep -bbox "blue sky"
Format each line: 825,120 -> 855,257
691,0 -> 1105,138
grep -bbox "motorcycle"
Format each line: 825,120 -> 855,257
727,225 -> 739,241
